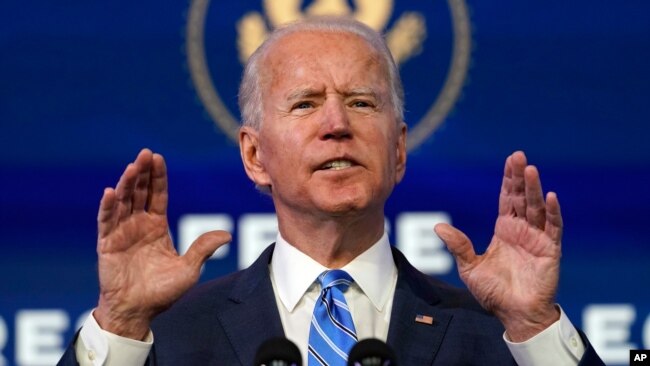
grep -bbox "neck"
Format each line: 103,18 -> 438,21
276,207 -> 385,268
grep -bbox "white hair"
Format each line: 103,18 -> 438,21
238,16 -> 405,130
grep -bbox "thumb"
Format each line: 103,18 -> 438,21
434,223 -> 476,270
184,230 -> 232,268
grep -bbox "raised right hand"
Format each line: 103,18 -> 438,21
94,149 -> 231,340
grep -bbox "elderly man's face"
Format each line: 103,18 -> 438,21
241,30 -> 406,218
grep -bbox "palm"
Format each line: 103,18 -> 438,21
94,149 -> 230,339
99,213 -> 195,314
461,216 -> 559,316
435,151 -> 563,341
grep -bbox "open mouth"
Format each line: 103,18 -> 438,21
319,159 -> 356,171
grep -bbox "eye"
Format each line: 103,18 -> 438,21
351,100 -> 373,108
293,101 -> 314,110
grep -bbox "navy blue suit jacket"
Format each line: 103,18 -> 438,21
58,244 -> 604,365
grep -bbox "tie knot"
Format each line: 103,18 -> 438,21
318,269 -> 354,292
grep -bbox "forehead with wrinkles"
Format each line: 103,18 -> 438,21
258,30 -> 389,97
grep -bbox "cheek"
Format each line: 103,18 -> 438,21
259,129 -> 305,178
372,129 -> 400,183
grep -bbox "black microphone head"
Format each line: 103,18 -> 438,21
348,338 -> 397,366
254,337 -> 302,366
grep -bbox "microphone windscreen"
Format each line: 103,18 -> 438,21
347,338 -> 397,366
254,337 -> 302,366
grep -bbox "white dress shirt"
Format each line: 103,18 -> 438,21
75,232 -> 585,365
270,232 -> 397,363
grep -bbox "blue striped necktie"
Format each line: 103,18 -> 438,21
308,269 -> 358,366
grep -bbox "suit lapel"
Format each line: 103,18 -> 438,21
387,248 -> 452,366
215,245 -> 455,365
216,245 -> 285,366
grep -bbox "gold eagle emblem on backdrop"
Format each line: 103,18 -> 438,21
186,0 -> 471,151
237,0 -> 426,66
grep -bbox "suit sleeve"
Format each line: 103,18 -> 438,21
577,330 -> 606,366
56,332 -> 80,366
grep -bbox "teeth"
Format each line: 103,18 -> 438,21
322,160 -> 353,170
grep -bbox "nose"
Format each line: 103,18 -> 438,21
319,99 -> 351,140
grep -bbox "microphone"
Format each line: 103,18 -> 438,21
254,337 -> 302,366
347,338 -> 398,366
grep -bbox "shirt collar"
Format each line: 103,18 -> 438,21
271,232 -> 396,312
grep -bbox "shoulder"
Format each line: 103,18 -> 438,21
389,247 -> 512,363
153,244 -> 274,325
170,269 -> 250,313
391,246 -> 494,315
147,245 -> 278,364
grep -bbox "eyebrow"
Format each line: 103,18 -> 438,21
343,87 -> 380,100
286,88 -> 325,102
286,87 -> 381,102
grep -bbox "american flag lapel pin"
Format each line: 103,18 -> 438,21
415,314 -> 434,325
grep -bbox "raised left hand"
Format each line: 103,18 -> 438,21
435,151 -> 562,342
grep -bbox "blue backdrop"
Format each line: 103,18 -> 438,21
1,1 -> 648,365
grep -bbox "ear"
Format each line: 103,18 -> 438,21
239,126 -> 271,188
395,122 -> 407,184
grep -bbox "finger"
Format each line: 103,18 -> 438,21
524,165 -> 546,229
97,187 -> 118,239
147,153 -> 168,215
132,149 -> 153,212
114,149 -> 152,218
510,151 -> 527,217
544,192 -> 563,244
114,163 -> 138,220
183,230 -> 232,269
434,223 -> 477,271
498,155 -> 514,216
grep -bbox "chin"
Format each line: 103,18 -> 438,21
313,188 -> 376,217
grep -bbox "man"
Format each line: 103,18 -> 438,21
58,17 -> 604,365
